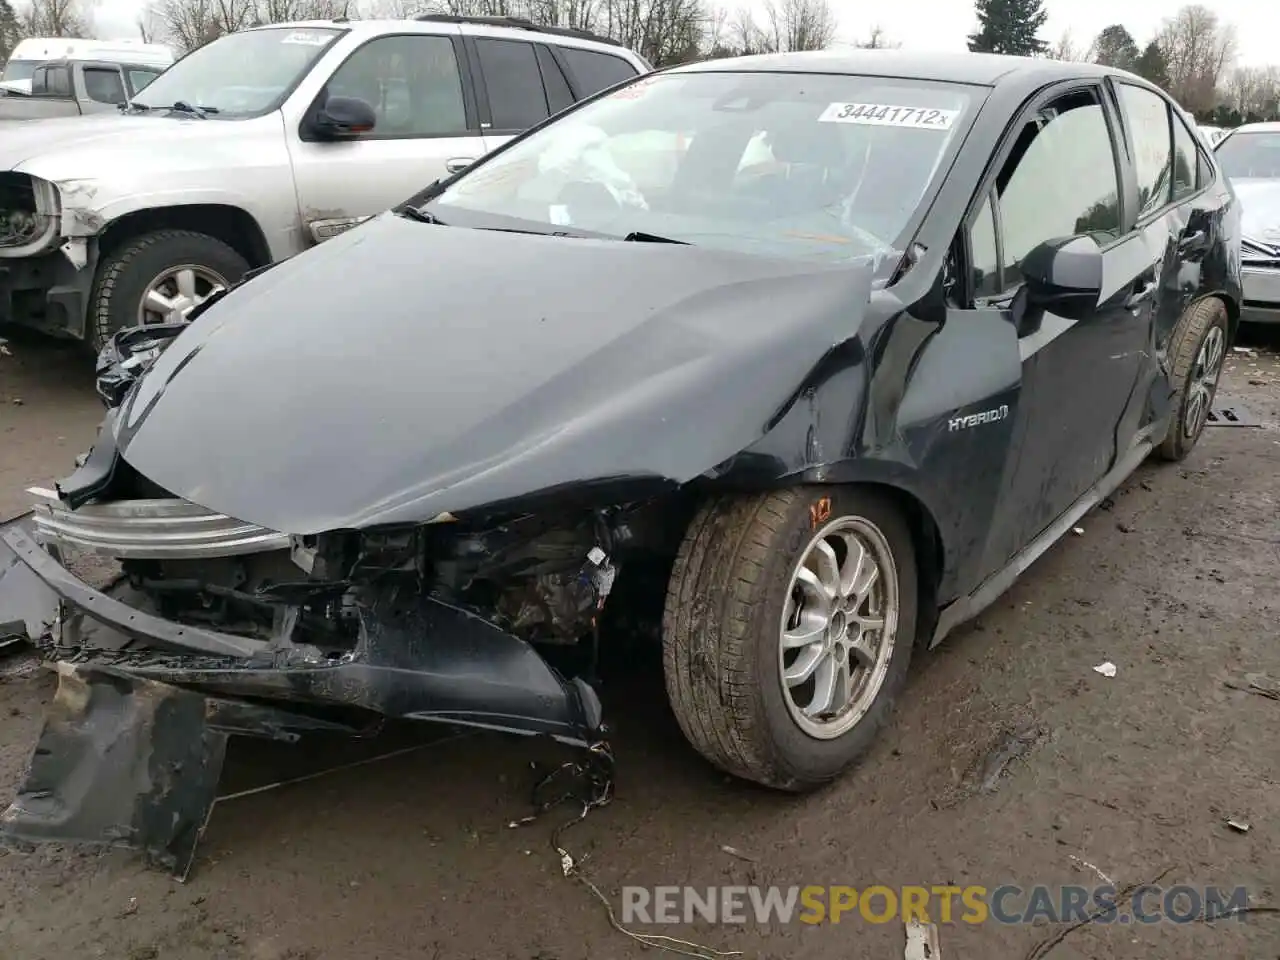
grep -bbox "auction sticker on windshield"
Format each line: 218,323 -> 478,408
281,30 -> 330,45
819,103 -> 958,129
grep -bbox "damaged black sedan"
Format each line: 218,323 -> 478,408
0,50 -> 1241,865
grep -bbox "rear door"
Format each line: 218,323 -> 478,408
959,82 -> 1153,575
1110,80 -> 1225,443
466,36 -> 564,157
287,30 -> 485,244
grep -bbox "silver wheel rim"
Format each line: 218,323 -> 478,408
1183,324 -> 1225,439
778,514 -> 899,740
137,264 -> 228,326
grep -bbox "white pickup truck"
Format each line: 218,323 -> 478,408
0,16 -> 649,348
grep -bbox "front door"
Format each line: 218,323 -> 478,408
966,84 -> 1152,574
287,32 -> 486,245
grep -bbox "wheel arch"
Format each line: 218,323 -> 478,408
831,480 -> 945,650
97,204 -> 273,270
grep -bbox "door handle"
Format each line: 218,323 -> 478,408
445,157 -> 475,174
1178,229 -> 1206,252
1125,280 -> 1156,310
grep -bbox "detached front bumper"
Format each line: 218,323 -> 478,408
0,518 -> 603,873
1241,265 -> 1280,324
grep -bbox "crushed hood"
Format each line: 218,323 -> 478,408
114,212 -> 873,535
1231,178 -> 1280,249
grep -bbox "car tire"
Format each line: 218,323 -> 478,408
1155,297 -> 1229,462
662,487 -> 918,791
90,229 -> 250,353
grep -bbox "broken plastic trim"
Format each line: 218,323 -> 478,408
0,521 -> 605,874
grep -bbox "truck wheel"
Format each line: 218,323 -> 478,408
662,487 -> 918,791
90,230 -> 249,352
1155,297 -> 1229,462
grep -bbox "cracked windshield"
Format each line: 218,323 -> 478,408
432,71 -> 975,265
129,27 -> 341,116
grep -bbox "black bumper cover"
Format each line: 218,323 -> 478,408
0,520 -> 603,874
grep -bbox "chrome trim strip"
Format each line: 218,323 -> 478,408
26,488 -> 289,559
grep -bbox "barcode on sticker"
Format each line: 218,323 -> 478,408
819,103 -> 958,129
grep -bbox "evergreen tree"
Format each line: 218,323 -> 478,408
0,0 -> 20,62
1133,40 -> 1170,90
1092,24 -> 1139,71
968,0 -> 1049,56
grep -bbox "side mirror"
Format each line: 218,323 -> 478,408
1017,234 -> 1104,325
312,95 -> 376,139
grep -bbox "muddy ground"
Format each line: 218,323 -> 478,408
1,325 -> 1278,960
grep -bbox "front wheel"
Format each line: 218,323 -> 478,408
1156,297 -> 1229,462
662,487 -> 918,791
89,229 -> 250,353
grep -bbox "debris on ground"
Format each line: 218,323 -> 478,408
1224,673 -> 1280,701
904,920 -> 941,960
1071,527 -> 1084,536
1093,662 -> 1117,678
720,845 -> 757,863
1226,819 -> 1250,833
1067,854 -> 1115,884
978,723 -> 1048,795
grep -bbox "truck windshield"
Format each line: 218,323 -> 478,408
431,70 -> 977,264
1,61 -> 39,82
131,27 -> 342,117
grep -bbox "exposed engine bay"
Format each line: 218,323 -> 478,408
0,172 -> 46,250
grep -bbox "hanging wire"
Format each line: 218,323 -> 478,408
508,740 -> 743,960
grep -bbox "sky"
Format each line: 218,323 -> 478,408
86,0 -> 1280,68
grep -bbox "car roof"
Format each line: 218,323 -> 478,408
672,48 -> 1123,87
1228,122 -> 1280,134
259,18 -> 634,56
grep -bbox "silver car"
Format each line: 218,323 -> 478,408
1215,122 -> 1280,323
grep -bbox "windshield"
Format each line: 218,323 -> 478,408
1215,131 -> 1280,179
1,61 -> 38,83
430,71 -> 976,264
132,27 -> 341,116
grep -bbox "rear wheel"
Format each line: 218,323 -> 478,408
662,487 -> 918,791
89,229 -> 249,353
1156,297 -> 1229,462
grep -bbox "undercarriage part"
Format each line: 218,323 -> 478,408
0,172 -> 59,256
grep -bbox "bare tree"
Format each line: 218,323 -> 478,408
154,0 -> 255,52
854,24 -> 898,49
256,0 -> 349,22
1222,65 -> 1280,120
15,0 -> 95,36
1046,29 -> 1091,62
1156,3 -> 1236,114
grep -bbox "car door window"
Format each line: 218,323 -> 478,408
982,89 -> 1122,291
475,38 -> 548,130
557,47 -> 637,97
83,67 -> 127,104
1171,112 -> 1200,199
1118,84 -> 1173,218
326,35 -> 468,137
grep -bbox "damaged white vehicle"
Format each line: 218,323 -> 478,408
0,16 -> 648,349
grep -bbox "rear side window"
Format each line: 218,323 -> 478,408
475,38 -> 548,130
535,45 -> 574,114
1118,84 -> 1173,218
557,47 -> 637,97
35,65 -> 72,97
84,67 -> 126,104
1171,113 -> 1200,199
